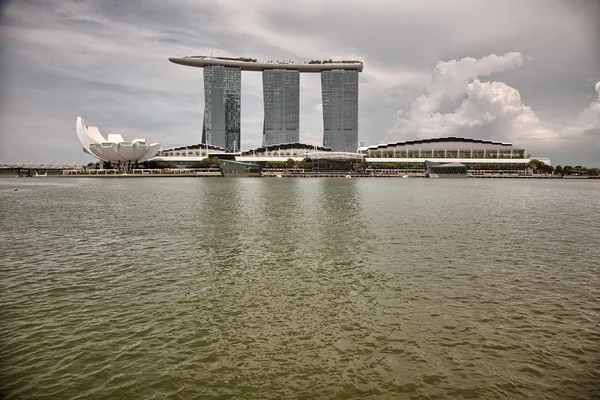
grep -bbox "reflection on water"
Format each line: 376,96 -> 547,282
0,177 -> 599,399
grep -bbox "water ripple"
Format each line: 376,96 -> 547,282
1,178 -> 599,398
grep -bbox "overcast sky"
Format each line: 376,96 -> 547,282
1,0 -> 599,165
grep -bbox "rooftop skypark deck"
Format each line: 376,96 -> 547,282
168,56 -> 364,72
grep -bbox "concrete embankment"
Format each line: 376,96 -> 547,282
262,171 -> 425,178
55,169 -> 598,179
58,173 -> 221,178
60,169 -> 221,177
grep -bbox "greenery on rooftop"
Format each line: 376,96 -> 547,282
215,56 -> 257,62
308,59 -> 361,64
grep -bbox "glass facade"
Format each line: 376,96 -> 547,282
219,159 -> 261,177
202,66 -> 241,151
426,161 -> 468,177
262,69 -> 300,146
321,70 -> 359,152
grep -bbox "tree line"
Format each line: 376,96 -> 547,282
528,160 -> 599,175
145,158 -> 599,176
553,165 -> 599,176
145,158 -> 220,169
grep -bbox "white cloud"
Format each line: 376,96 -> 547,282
429,52 -> 525,105
390,52 -> 600,164
391,53 -> 557,144
577,81 -> 600,128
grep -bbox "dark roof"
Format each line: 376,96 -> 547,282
365,137 -> 514,150
242,142 -> 332,155
162,143 -> 229,152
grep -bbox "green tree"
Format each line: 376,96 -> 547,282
185,157 -> 220,169
265,161 -> 289,169
528,159 -> 546,172
295,161 -> 312,169
151,161 -> 177,169
352,161 -> 367,171
554,165 -> 563,175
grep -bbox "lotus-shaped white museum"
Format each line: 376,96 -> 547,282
76,117 -> 160,164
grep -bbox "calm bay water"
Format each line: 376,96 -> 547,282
1,177 -> 599,399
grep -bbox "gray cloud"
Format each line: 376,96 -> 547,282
0,0 -> 599,165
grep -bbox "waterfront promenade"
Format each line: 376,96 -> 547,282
55,168 -> 598,179
3,165 -> 596,179
61,168 -> 221,177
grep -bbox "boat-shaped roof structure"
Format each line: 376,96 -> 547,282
169,56 -> 363,73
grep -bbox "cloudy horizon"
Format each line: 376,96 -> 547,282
1,0 -> 599,166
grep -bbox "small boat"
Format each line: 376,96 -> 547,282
345,175 -> 352,178
34,171 -> 48,177
276,174 -> 282,178
402,175 -> 409,178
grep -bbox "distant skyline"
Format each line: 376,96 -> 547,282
1,0 -> 599,165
